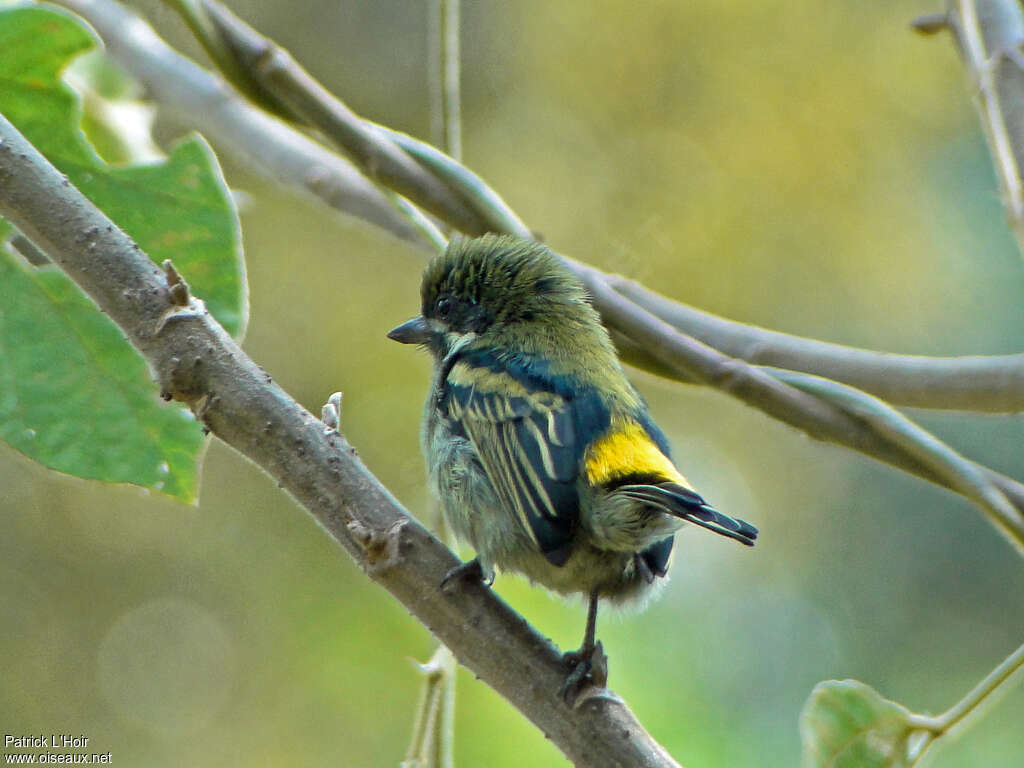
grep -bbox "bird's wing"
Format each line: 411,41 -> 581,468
441,349 -> 609,566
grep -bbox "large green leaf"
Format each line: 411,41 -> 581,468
0,255 -> 203,499
0,4 -> 247,503
800,679 -> 916,768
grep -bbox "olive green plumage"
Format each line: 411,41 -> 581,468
418,235 -> 633,395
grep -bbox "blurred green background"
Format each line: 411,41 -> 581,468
4,0 -> 1024,765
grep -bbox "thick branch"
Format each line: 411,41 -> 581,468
0,114 -> 680,768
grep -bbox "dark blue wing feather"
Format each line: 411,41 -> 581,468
442,348 -> 611,565
640,536 -> 674,577
615,483 -> 758,546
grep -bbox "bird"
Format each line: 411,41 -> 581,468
388,234 -> 758,701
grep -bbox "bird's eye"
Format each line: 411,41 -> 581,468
436,297 -> 454,320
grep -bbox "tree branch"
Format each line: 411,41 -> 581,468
605,275 -> 1024,414
51,0 -> 1024,553
59,0 -> 1024,415
0,112 -> 682,768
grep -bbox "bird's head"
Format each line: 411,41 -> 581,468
388,234 -> 604,362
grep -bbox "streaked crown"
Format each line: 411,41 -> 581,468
421,235 -> 593,335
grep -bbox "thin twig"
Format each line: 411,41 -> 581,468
428,0 -> 461,161
906,640 -> 1024,765
403,646 -> 458,768
378,125 -> 532,238
164,0 -> 445,249
928,639 -> 1024,734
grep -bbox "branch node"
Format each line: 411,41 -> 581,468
993,43 -> 1024,73
160,349 -> 213,408
570,685 -> 624,711
321,391 -> 343,433
347,518 -> 407,574
163,258 -> 191,305
160,358 -> 181,401
253,40 -> 283,78
154,297 -> 207,335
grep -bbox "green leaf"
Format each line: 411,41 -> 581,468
800,680 -> 915,768
0,5 -> 247,503
0,256 -> 204,500
0,5 -> 247,336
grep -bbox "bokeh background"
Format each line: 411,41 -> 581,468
4,1 -> 1024,765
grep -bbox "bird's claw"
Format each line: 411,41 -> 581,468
560,640 -> 608,706
440,557 -> 491,592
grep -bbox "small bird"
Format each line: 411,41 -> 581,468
388,234 -> 757,700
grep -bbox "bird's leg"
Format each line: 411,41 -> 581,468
581,588 -> 599,653
440,557 -> 491,591
561,590 -> 608,704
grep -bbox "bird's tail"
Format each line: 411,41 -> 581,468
616,482 -> 758,546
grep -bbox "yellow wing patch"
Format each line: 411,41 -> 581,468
583,418 -> 692,488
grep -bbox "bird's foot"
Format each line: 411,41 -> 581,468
560,640 -> 608,706
440,557 -> 492,592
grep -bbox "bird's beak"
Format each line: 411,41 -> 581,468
387,315 -> 432,345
